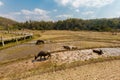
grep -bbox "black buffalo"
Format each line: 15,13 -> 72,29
36,40 -> 45,45
35,51 -> 51,60
93,49 -> 103,55
63,46 -> 71,50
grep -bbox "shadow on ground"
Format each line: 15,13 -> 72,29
32,58 -> 48,63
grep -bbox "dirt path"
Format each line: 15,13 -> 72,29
22,60 -> 120,80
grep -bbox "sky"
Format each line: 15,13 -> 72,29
0,0 -> 120,22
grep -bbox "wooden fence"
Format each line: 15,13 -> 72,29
0,32 -> 33,46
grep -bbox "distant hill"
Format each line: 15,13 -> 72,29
0,16 -> 18,30
0,16 -> 120,31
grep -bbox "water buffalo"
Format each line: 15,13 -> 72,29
63,46 -> 71,50
63,45 -> 77,50
93,49 -> 103,55
35,51 -> 51,60
36,40 -> 45,45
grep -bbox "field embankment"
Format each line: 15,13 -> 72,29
22,60 -> 120,80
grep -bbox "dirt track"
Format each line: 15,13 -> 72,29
22,60 -> 120,80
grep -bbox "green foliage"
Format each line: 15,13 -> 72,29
0,16 -> 120,31
15,18 -> 120,31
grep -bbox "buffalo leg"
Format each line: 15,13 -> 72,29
44,56 -> 46,60
40,56 -> 42,60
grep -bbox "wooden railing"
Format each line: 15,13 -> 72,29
0,32 -> 33,46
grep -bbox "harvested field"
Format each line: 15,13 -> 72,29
0,30 -> 120,80
22,60 -> 120,80
0,47 -> 120,80
0,41 -> 119,63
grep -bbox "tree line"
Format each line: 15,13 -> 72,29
15,18 -> 120,31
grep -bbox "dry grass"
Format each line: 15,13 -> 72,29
0,33 -> 17,38
22,60 -> 120,80
33,30 -> 120,42
0,56 -> 120,80
0,30 -> 120,63
0,30 -> 120,80
34,30 -> 120,49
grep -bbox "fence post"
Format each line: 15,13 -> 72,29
15,37 -> 18,44
24,34 -> 26,40
1,36 -> 5,46
7,28 -> 10,34
30,33 -> 33,39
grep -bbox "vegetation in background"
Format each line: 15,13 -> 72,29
16,18 -> 120,31
0,16 -> 120,31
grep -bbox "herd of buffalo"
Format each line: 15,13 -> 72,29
34,40 -> 104,61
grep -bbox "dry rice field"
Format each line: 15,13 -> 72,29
0,30 -> 120,80
22,60 -> 120,80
